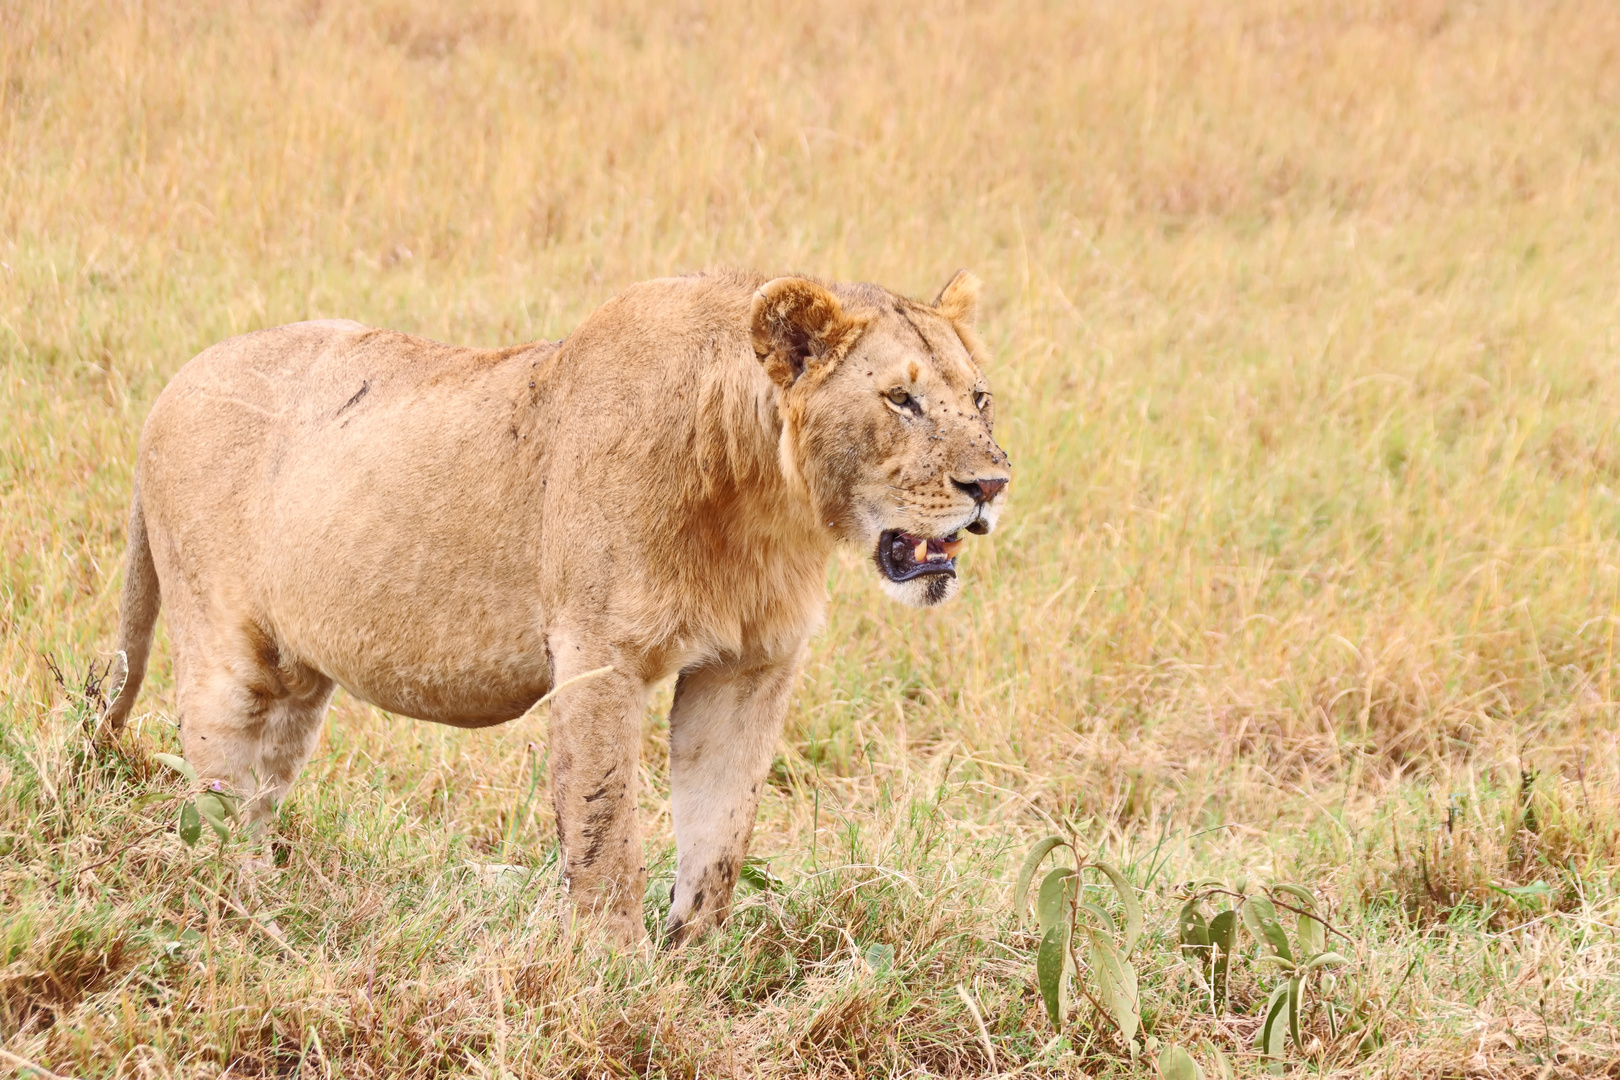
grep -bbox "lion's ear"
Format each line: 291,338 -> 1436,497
933,269 -> 981,327
751,277 -> 869,388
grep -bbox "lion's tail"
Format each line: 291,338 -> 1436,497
104,482 -> 161,733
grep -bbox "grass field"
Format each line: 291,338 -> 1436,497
4,1 -> 1620,1076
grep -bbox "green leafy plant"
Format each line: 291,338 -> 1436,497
1011,837 -> 1379,1075
737,853 -> 783,893
1178,877 -> 1366,1069
1155,1039 -> 1233,1080
1014,835 -> 1144,1055
138,753 -> 241,848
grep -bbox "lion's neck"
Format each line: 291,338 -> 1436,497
683,357 -> 829,552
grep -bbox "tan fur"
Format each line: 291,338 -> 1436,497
103,271 -> 1010,944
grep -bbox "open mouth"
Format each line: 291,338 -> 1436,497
875,529 -> 965,583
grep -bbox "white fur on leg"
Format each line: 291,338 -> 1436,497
665,657 -> 798,942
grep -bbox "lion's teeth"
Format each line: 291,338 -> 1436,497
940,539 -> 964,558
913,540 -> 928,563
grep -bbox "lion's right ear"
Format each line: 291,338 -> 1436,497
751,277 -> 870,389
933,269 -> 981,327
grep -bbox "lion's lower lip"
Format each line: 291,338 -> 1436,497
875,529 -> 959,583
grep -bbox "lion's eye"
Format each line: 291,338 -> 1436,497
886,387 -> 912,408
974,391 -> 991,411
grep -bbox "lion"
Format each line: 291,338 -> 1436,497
102,268 -> 1011,944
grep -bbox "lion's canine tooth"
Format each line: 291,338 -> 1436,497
913,540 -> 928,563
940,539 -> 964,558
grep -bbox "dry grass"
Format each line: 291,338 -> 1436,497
4,0 -> 1620,1076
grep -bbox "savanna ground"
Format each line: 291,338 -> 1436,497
3,1 -> 1620,1076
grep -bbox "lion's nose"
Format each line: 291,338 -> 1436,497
953,476 -> 1008,504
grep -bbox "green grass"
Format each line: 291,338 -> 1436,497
4,0 -> 1620,1076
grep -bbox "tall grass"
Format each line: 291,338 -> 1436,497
3,1 -> 1619,1075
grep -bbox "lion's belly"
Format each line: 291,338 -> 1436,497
322,648 -> 551,728
258,462 -> 555,727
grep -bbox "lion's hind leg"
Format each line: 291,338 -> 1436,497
173,622 -> 334,832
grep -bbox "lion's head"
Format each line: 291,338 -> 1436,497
752,271 -> 1011,608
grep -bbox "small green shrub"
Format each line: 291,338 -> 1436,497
1013,834 -> 1144,1055
1176,877 -> 1362,1070
1016,837 -> 1381,1075
144,752 -> 241,848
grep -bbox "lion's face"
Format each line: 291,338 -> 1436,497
753,272 -> 1011,608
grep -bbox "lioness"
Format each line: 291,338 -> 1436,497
104,269 -> 1010,943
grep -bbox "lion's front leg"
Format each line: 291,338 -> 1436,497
664,653 -> 800,944
546,637 -> 651,947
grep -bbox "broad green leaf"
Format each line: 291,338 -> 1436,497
1179,902 -> 1210,951
177,800 -> 201,846
1112,959 -> 1141,1048
1270,883 -> 1319,912
1262,921 -> 1293,963
1087,929 -> 1140,1047
130,791 -> 178,810
1037,867 -> 1077,933
863,943 -> 894,975
1209,909 -> 1238,952
1092,860 -> 1143,952
1241,893 -> 1277,931
1242,896 -> 1292,963
1255,954 -> 1297,971
1303,951 -> 1350,971
1204,1041 -> 1234,1080
195,792 -> 231,842
1060,925 -> 1076,1019
1037,922 -> 1068,1028
154,753 -> 197,784
1257,981 -> 1289,1062
738,860 -> 779,892
1015,836 -> 1068,920
1287,975 -> 1303,1048
1088,970 -> 1120,1039
1490,881 -> 1554,902
1237,893 -> 1276,926
1157,1044 -> 1203,1080
1077,901 -> 1116,936
1184,877 -> 1226,895
1297,910 -> 1326,958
